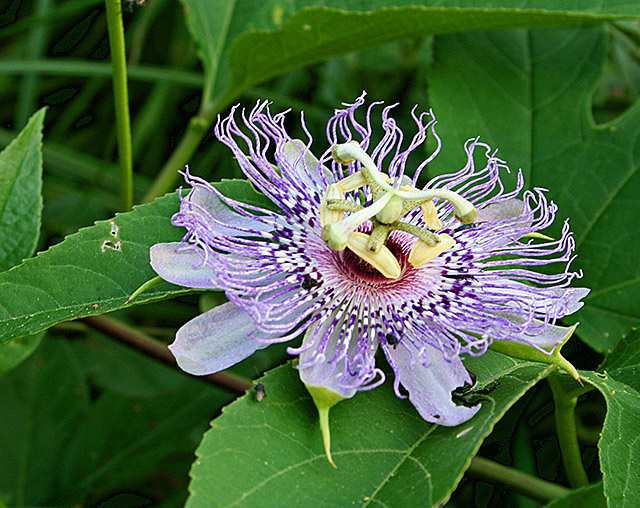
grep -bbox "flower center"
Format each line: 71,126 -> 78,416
319,141 -> 477,278
339,230 -> 411,283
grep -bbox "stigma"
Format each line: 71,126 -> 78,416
320,141 -> 477,278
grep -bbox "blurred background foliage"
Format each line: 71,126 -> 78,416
1,0 -> 640,506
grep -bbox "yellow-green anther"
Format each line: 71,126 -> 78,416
409,233 -> 456,268
346,232 -> 401,279
336,171 -> 367,192
321,192 -> 393,251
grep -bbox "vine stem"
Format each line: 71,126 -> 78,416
467,456 -> 570,503
142,100 -> 216,202
141,87 -> 238,203
82,315 -> 253,394
104,0 -> 133,211
548,375 -> 590,488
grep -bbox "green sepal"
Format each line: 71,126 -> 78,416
490,324 -> 580,383
126,275 -> 166,304
304,384 -> 349,468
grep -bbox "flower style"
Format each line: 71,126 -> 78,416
150,94 -> 588,464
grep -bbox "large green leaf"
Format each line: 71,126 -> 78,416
598,327 -> 640,389
0,336 -> 232,506
0,107 -> 45,271
543,482 -> 606,508
0,108 -> 46,376
181,0 -> 640,108
427,25 -> 640,352
0,339 -> 90,506
578,329 -> 640,508
0,332 -> 44,378
0,179 -> 272,344
185,353 -> 552,507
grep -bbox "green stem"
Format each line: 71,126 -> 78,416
82,315 -> 253,394
466,456 -> 571,503
142,101 -> 216,202
104,0 -> 133,211
548,375 -> 590,488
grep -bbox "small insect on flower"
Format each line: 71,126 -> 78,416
150,93 -> 588,466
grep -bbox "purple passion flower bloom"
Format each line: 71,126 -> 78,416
151,94 -> 587,445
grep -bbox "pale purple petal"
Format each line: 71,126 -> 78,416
283,139 -> 333,188
476,198 -> 525,222
168,302 -> 268,375
386,343 -> 480,426
189,186 -> 273,237
297,317 -> 359,399
150,242 -> 219,289
499,313 -> 579,349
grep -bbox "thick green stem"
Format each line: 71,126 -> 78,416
105,0 -> 133,211
548,375 -> 589,488
467,456 -> 570,503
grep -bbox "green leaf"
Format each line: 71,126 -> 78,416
0,331 -> 44,378
579,329 -> 640,508
185,353 -> 552,507
0,339 -> 90,506
181,1 -> 640,107
58,384 -> 230,503
0,336 -> 233,506
582,372 -> 640,508
427,25 -> 639,352
0,179 -> 272,344
0,107 -> 45,271
598,328 -> 640,390
542,482 -> 605,508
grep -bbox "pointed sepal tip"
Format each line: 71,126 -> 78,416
305,384 -> 348,469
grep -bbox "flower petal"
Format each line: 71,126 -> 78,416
297,318 -> 359,399
150,242 -> 220,289
500,313 -> 580,349
284,139 -> 333,187
387,343 -> 480,426
168,301 -> 267,375
476,198 -> 524,223
189,186 -> 273,237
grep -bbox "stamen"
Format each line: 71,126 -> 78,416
321,192 -> 393,251
332,141 -> 477,223
400,185 -> 442,230
320,184 -> 345,227
409,233 -> 456,267
323,142 -> 476,274
346,232 -> 401,279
